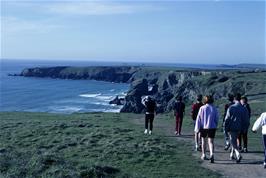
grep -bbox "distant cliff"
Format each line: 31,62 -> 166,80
18,66 -> 139,83
15,66 -> 266,113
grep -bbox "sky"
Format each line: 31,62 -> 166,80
1,0 -> 265,64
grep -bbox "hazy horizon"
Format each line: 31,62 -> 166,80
1,58 -> 265,66
1,1 -> 265,64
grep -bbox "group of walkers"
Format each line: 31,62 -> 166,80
141,94 -> 266,168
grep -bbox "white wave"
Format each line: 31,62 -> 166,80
103,108 -> 121,113
120,92 -> 127,96
79,93 -> 101,98
110,89 -> 115,92
94,102 -> 110,106
96,95 -> 113,101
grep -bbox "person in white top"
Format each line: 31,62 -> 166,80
252,112 -> 266,169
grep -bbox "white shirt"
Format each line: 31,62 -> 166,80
252,112 -> 266,135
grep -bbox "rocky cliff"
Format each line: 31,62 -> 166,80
16,66 -> 266,113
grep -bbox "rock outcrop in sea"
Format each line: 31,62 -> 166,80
15,66 -> 266,113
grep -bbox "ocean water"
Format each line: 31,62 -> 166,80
0,59 -> 129,113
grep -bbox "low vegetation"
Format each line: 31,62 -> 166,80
0,112 -> 221,178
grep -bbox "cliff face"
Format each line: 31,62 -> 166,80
20,66 -> 139,83
17,66 -> 266,113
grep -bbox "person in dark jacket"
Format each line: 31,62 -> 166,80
238,96 -> 251,152
223,94 -> 234,150
191,94 -> 203,151
224,93 -> 249,163
173,96 -> 185,136
142,96 -> 157,135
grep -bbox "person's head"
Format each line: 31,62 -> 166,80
234,93 -> 241,102
227,94 -> 234,102
176,96 -> 183,101
204,95 -> 214,104
197,94 -> 203,102
241,96 -> 248,105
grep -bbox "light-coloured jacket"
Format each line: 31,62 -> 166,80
252,112 -> 266,135
194,104 -> 219,133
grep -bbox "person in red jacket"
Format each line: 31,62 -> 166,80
191,94 -> 203,151
173,96 -> 185,136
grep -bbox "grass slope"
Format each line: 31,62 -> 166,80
0,112 -> 220,178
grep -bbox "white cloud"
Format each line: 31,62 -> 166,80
46,2 -> 163,16
1,16 -> 62,34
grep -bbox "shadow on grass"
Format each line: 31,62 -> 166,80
247,151 -> 264,154
162,134 -> 194,138
211,159 -> 263,165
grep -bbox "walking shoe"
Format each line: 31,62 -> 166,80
243,148 -> 248,153
230,153 -> 235,160
201,155 -> 208,160
236,155 -> 242,163
175,131 -> 178,135
144,129 -> 148,134
149,130 -> 152,135
195,145 -> 201,151
210,155 -> 214,163
224,144 -> 230,151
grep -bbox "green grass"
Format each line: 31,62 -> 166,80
0,112 -> 221,178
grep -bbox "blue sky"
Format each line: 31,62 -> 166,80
1,0 -> 265,64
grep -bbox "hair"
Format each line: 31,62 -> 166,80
204,95 -> 214,104
197,94 -> 203,102
241,96 -> 248,102
234,93 -> 241,101
228,93 -> 234,102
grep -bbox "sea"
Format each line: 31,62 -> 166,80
1,59 -> 260,114
0,59 -> 130,114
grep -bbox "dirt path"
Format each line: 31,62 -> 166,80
130,116 -> 266,178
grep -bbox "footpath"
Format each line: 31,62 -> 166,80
131,116 -> 265,178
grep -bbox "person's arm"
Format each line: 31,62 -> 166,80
194,108 -> 202,133
173,102 -> 176,116
191,104 -> 195,119
252,114 -> 263,133
223,104 -> 228,120
141,97 -> 146,106
224,108 -> 231,132
247,104 -> 251,118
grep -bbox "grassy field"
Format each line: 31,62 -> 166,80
1,94 -> 265,178
0,112 -> 222,178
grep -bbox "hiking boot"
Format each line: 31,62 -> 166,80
144,129 -> 148,134
210,155 -> 214,163
243,148 -> 248,153
236,155 -> 242,163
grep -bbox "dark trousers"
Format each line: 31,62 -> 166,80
145,114 -> 154,131
263,134 -> 266,163
238,131 -> 248,148
175,114 -> 183,134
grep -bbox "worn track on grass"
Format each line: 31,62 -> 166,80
130,116 -> 265,178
